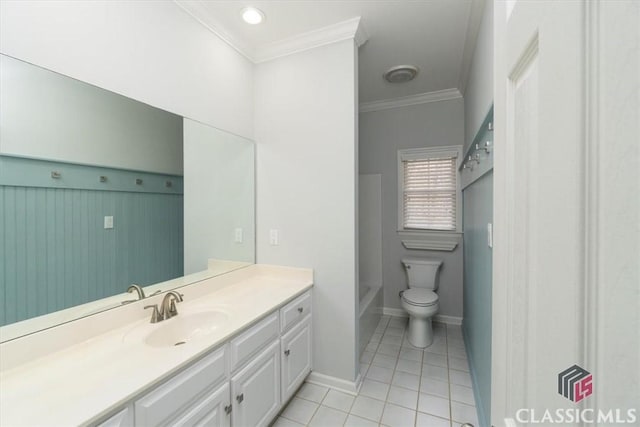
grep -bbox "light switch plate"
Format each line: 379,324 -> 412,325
104,216 -> 114,229
269,229 -> 279,245
234,228 -> 243,243
487,222 -> 493,248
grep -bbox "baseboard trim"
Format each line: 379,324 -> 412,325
382,307 -> 463,326
306,371 -> 361,396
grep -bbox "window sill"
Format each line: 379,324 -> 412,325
398,230 -> 462,251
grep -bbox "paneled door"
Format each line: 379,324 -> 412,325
492,1 -> 639,426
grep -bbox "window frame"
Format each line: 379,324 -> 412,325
397,145 -> 463,234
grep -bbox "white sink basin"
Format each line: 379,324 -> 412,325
124,310 -> 229,348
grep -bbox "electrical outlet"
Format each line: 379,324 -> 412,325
104,216 -> 114,229
234,228 -> 243,243
269,229 -> 279,245
487,223 -> 493,248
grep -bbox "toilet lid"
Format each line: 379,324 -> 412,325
402,289 -> 438,306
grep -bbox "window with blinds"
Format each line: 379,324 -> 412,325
398,147 -> 460,232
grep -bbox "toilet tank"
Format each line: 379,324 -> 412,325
402,258 -> 443,291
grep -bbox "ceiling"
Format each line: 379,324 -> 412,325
175,0 -> 483,104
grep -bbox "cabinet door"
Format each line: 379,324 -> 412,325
172,383 -> 230,427
231,340 -> 280,427
95,405 -> 133,427
281,316 -> 312,402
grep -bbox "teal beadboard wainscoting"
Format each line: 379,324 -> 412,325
462,107 -> 493,427
0,156 -> 184,326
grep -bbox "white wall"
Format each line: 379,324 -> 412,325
255,40 -> 359,382
183,119 -> 255,274
0,55 -> 183,175
0,0 -> 253,139
463,0 -> 493,150
359,175 -> 383,290
359,99 -> 465,317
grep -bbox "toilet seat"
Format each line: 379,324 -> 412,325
402,289 -> 438,307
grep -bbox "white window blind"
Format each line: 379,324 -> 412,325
402,155 -> 457,231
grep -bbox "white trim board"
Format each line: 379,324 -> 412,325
382,307 -> 463,326
305,371 -> 362,396
359,89 -> 462,113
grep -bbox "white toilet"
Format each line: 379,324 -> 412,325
400,258 -> 443,348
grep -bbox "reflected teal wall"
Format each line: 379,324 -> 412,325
462,171 -> 493,427
0,156 -> 183,326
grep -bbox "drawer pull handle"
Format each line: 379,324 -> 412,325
284,349 -> 290,356
224,405 -> 232,415
236,393 -> 244,403
298,307 -> 304,313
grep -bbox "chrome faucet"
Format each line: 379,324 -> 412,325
127,284 -> 146,299
144,291 -> 184,323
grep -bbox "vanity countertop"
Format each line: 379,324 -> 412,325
0,264 -> 313,426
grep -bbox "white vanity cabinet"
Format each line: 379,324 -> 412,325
230,341 -> 281,427
97,289 -> 312,427
280,293 -> 313,403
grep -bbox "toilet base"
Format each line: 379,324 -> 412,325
407,316 -> 434,348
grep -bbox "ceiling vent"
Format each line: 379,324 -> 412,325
383,65 -> 419,83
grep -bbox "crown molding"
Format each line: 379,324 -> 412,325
173,0 -> 255,61
175,2 -> 368,64
359,88 -> 462,113
254,17 -> 368,63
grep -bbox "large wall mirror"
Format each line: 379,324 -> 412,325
0,54 -> 255,341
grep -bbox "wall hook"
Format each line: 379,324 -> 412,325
51,171 -> 61,179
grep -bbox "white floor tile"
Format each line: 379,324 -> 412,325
366,365 -> 394,383
391,371 -> 421,391
449,369 -> 472,387
396,358 -> 422,375
448,356 -> 469,372
365,342 -> 379,353
423,352 -> 448,368
369,333 -> 383,343
424,341 -> 448,355
399,348 -> 423,362
360,351 -> 375,364
381,402 -> 417,427
401,337 -> 426,350
360,363 -> 370,377
272,416 -> 305,427
322,389 -> 355,412
416,412 -> 451,427
384,327 -> 405,337
451,401 -> 479,425
350,395 -> 385,422
381,335 -> 403,346
388,317 -> 408,329
417,393 -> 451,420
447,346 -> 467,359
308,405 -> 348,427
377,344 -> 402,357
359,378 -> 391,401
295,382 -> 329,403
450,384 -> 475,406
387,385 -> 419,410
420,378 -> 449,398
344,414 -> 379,427
281,397 -> 319,425
372,353 -> 398,369
422,364 -> 449,382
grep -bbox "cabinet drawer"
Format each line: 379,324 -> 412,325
280,291 -> 312,333
171,382 -> 230,427
229,312 -> 279,372
135,346 -> 227,426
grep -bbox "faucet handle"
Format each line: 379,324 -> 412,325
144,304 -> 162,323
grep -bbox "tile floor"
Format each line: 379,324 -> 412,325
273,316 -> 479,427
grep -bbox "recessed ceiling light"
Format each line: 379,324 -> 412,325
383,65 -> 419,83
241,7 -> 265,25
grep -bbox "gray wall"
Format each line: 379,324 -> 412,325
462,171 -> 492,427
359,99 -> 465,317
461,1 -> 494,426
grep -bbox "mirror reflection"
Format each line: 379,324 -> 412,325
0,54 -> 255,340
